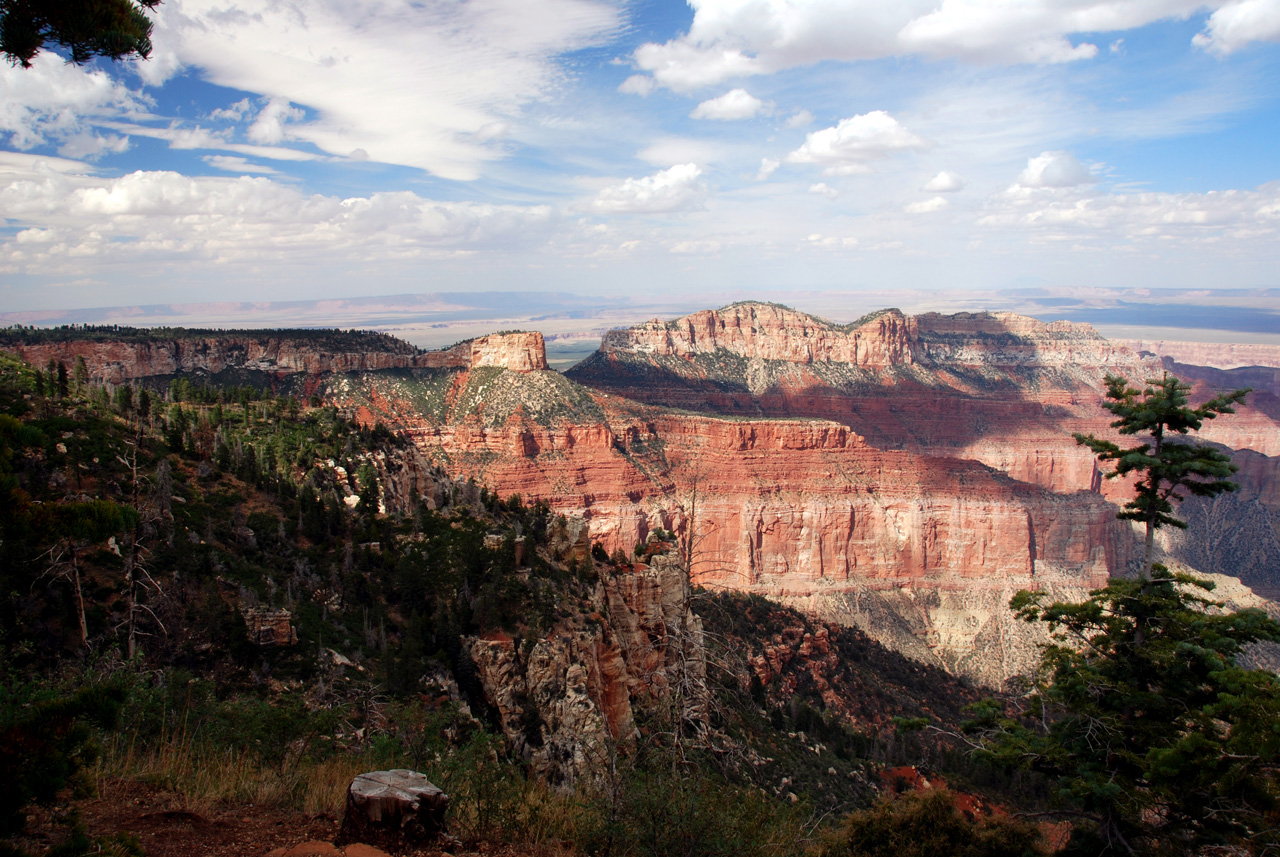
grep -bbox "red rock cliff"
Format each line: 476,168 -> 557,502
602,304 -> 917,367
4,330 -> 548,384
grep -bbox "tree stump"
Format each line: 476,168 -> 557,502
335,770 -> 449,853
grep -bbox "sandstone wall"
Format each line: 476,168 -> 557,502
470,332 -> 548,372
601,304 -> 917,367
5,330 -> 549,384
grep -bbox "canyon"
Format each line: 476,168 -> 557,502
8,304 -> 1277,686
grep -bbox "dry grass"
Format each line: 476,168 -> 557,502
97,732 -> 374,816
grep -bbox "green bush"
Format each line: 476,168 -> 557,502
819,789 -> 1045,857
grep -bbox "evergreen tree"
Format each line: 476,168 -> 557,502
1,0 -> 161,68
1074,373 -> 1248,576
977,374 -> 1280,856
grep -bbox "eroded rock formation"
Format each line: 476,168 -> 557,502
3,330 -> 547,385
465,543 -> 706,785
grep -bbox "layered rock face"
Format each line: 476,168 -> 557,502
4,330 -> 546,385
335,344 -> 1132,683
470,332 -> 547,372
603,304 -> 917,367
573,304 -> 1280,495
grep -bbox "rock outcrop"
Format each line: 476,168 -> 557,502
470,332 -> 547,372
2,330 -> 547,385
465,541 -> 706,785
602,304 -> 917,367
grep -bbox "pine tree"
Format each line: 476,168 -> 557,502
1074,373 -> 1248,576
975,373 -> 1280,856
1,0 -> 161,68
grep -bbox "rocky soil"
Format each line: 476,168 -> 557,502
15,779 -> 553,857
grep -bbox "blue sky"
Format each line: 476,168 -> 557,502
3,0 -> 1280,315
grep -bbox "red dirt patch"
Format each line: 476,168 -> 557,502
13,779 -> 563,857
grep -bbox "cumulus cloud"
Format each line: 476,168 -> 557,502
809,182 -> 839,199
690,89 -> 769,120
0,168 -> 557,272
140,0 -> 622,179
1194,0 -> 1280,54
786,111 -> 923,176
923,170 -> 966,192
618,74 -> 657,96
1016,151 -> 1093,188
629,0 -> 1217,91
905,196 -> 948,213
247,98 -> 306,145
0,54 -> 146,151
592,164 -> 707,214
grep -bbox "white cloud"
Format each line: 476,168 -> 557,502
1194,0 -> 1280,54
785,110 -> 815,129
905,196 -> 948,213
0,169 -> 557,270
208,98 -> 253,122
629,0 -> 1217,91
631,40 -> 760,93
670,239 -> 722,254
247,98 -> 305,145
0,54 -> 146,151
474,122 -> 512,142
141,0 -> 622,179
690,89 -> 769,120
756,158 -> 781,180
592,164 -> 707,214
203,155 -> 281,175
807,233 -> 858,248
923,170 -> 966,192
1016,151 -> 1093,188
0,152 -> 98,179
58,132 -> 130,161
979,182 -> 1280,243
809,182 -> 839,199
105,121 -> 325,163
618,74 -> 657,96
786,111 -> 923,176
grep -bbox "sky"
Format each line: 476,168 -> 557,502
3,0 -> 1280,317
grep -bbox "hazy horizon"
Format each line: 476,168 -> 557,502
5,287 -> 1278,370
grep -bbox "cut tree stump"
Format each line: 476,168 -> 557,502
335,769 -> 449,853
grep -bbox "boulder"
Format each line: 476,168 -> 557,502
335,770 -> 449,853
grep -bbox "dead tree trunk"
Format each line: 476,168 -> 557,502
336,770 -> 449,852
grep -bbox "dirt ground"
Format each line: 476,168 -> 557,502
12,779 -> 554,857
